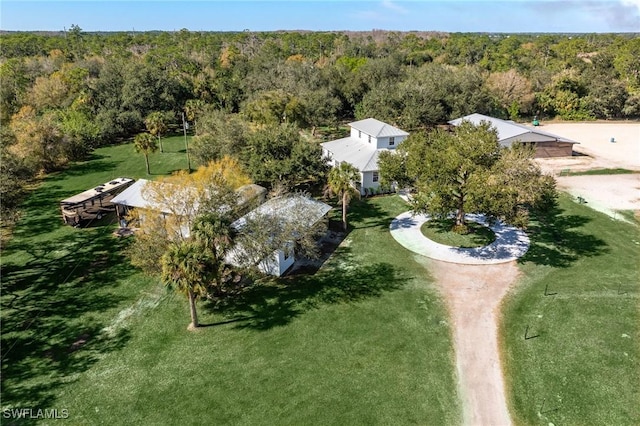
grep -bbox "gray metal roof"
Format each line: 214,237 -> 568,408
321,137 -> 382,172
349,118 -> 409,138
449,114 -> 577,146
111,179 -> 188,214
231,195 -> 332,230
111,180 -> 268,217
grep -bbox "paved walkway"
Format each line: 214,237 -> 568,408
389,211 -> 530,265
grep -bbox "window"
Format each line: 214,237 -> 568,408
389,137 -> 395,146
368,135 -> 372,144
358,130 -> 362,138
372,172 -> 379,182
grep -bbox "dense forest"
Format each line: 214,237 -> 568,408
1,28 -> 639,218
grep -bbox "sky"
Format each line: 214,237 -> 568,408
1,0 -> 639,33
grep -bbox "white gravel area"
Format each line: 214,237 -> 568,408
390,212 -> 529,265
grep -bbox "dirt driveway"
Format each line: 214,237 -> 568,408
423,257 -> 520,426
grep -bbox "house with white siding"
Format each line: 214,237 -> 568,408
111,179 -> 266,239
226,195 -> 332,276
321,118 -> 409,195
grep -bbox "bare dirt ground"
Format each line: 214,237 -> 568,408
534,122 -> 640,220
556,174 -> 640,220
425,258 -> 520,426
535,121 -> 640,174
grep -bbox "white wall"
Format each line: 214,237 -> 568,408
375,135 -> 407,150
360,171 -> 380,195
257,246 -> 295,276
136,210 -> 191,239
350,128 -> 377,146
322,148 -> 336,166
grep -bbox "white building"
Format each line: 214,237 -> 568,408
321,118 -> 409,195
226,195 -> 332,276
111,179 -> 266,239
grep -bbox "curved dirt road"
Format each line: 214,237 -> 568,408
426,259 -> 519,426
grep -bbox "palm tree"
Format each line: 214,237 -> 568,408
192,213 -> 234,259
161,241 -> 212,330
134,132 -> 158,175
191,213 -> 235,296
145,111 -> 168,153
327,162 -> 360,231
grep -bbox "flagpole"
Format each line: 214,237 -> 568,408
182,112 -> 191,172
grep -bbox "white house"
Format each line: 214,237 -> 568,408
321,118 -> 409,195
449,113 -> 578,158
111,179 -> 266,239
226,195 -> 332,276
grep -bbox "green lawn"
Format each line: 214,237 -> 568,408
1,140 -> 461,425
559,168 -> 634,176
500,194 -> 640,425
420,218 -> 495,248
0,136 -> 191,416
5,135 -> 638,425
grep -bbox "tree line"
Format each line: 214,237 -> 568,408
1,28 -> 639,219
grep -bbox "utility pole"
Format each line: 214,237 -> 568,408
182,112 -> 191,172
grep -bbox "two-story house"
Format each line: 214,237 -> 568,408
321,118 -> 409,195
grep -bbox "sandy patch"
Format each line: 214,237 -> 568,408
555,174 -> 640,220
535,122 -> 640,173
426,259 -> 520,426
530,122 -> 640,220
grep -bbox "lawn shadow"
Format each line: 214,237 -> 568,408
344,197 -> 392,230
46,156 -> 115,181
203,253 -> 408,331
1,229 -> 136,410
7,179 -> 119,241
518,205 -> 609,267
287,228 -> 347,276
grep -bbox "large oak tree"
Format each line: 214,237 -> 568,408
380,120 -> 556,231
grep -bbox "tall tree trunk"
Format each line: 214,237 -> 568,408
187,288 -> 199,329
144,154 -> 150,175
158,135 -> 163,153
456,193 -> 465,227
342,192 -> 348,231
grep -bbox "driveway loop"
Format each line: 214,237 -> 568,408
390,211 -> 530,265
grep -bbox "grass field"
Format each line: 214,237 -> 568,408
3,134 -> 639,425
559,168 -> 634,176
1,139 -> 461,424
1,136 -> 191,417
420,218 -> 495,248
501,194 -> 640,425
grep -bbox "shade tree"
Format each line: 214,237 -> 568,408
190,109 -> 249,165
244,123 -> 327,190
127,156 -> 251,275
394,121 -> 556,232
486,69 -> 535,120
